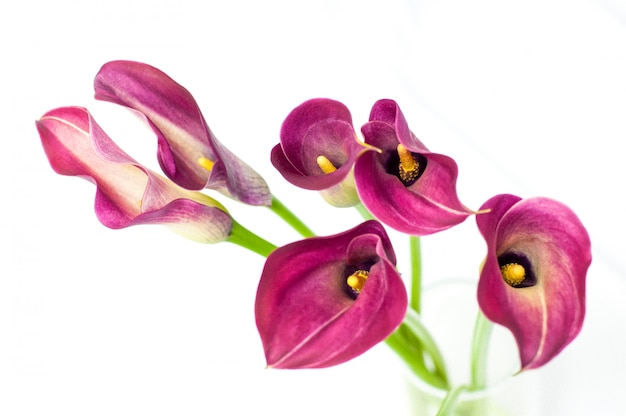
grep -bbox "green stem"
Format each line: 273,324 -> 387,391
436,385 -> 468,416
403,307 -> 449,387
409,236 -> 422,313
385,328 -> 447,390
268,196 -> 315,238
386,306 -> 450,389
469,310 -> 494,391
226,220 -> 277,257
354,202 -> 375,221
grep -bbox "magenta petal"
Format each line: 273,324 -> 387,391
272,99 -> 367,202
94,60 -> 271,206
36,106 -> 232,243
476,194 -> 591,370
355,99 -> 472,235
255,220 -> 407,369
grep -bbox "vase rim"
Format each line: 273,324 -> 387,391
404,367 -> 517,401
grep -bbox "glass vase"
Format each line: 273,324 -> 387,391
404,279 -> 539,415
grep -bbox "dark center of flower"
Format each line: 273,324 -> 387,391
497,252 -> 537,288
386,144 -> 427,187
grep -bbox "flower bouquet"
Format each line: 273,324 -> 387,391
36,60 -> 591,415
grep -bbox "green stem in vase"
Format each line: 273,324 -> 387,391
269,196 -> 315,238
436,385 -> 469,416
385,327 -> 448,390
469,310 -> 494,391
403,308 -> 449,386
386,307 -> 449,389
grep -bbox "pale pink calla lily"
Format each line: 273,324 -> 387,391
476,194 -> 591,370
36,106 -> 232,243
255,220 -> 407,369
94,60 -> 271,206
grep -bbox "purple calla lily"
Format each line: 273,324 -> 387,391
94,60 -> 271,206
255,220 -> 407,369
271,98 -> 372,206
36,106 -> 232,243
476,194 -> 591,370
354,99 -> 472,235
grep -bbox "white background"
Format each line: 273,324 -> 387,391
2,0 -> 626,414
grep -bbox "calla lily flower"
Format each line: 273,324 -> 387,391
476,194 -> 591,370
255,220 -> 407,368
354,99 -> 472,235
94,60 -> 271,206
271,98 -> 371,207
36,106 -> 232,243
